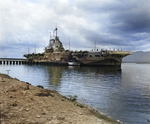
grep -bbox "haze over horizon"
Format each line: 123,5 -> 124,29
0,0 -> 150,58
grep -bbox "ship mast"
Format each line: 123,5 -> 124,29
34,45 -> 36,53
49,32 -> 51,46
50,32 -> 51,40
94,41 -> 96,51
53,24 -> 57,37
55,27 -> 57,37
68,38 -> 70,51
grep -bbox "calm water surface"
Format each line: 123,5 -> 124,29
0,63 -> 150,124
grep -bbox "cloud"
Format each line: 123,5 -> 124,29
0,0 -> 150,57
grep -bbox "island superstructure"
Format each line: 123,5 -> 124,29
24,27 -> 132,68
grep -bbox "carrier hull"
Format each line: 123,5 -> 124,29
72,50 -> 132,66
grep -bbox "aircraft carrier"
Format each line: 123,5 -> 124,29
24,27 -> 132,69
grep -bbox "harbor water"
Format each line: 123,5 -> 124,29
0,63 -> 150,124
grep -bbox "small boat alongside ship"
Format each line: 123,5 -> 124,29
24,27 -> 132,69
68,61 -> 80,66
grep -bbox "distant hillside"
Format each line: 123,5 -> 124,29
123,51 -> 150,63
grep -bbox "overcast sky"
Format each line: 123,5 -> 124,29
0,0 -> 150,58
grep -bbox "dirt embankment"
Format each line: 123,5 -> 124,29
0,73 -> 122,124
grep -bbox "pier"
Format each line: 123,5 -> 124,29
0,58 -> 69,65
0,58 -> 26,65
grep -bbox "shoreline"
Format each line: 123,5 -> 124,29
0,73 -> 122,124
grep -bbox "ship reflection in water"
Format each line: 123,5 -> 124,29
0,63 -> 150,124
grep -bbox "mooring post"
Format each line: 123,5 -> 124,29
6,70 -> 11,76
13,61 -> 15,65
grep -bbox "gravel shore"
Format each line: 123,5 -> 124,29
0,73 -> 122,124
